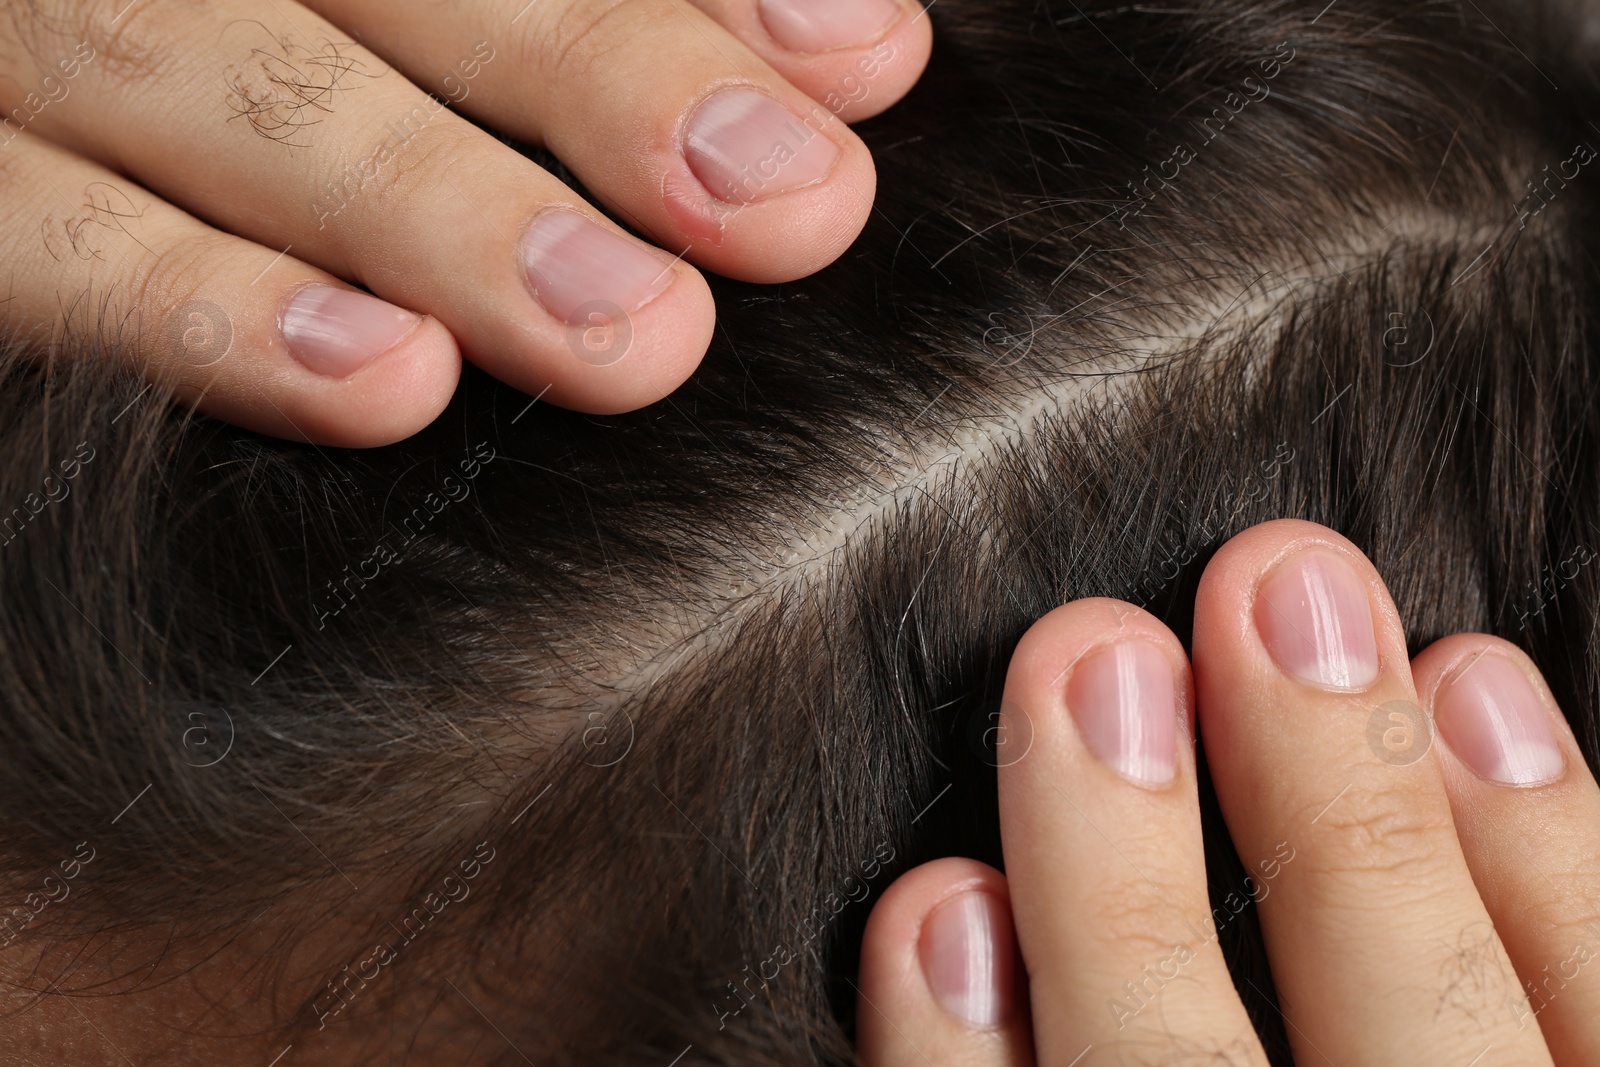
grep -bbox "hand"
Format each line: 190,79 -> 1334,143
0,0 -> 930,444
857,519 -> 1600,1065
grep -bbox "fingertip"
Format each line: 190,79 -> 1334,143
823,2 -> 934,122
674,115 -> 875,284
367,313 -> 466,427
1195,519 -> 1409,691
863,858 -> 1009,961
1008,598 -> 1187,705
747,0 -> 933,122
859,859 -> 1027,1067
1409,632 -> 1520,700
1406,644 -> 1600,1064
532,260 -> 716,414
186,312 -> 462,448
1196,518 -> 1362,605
302,313 -> 462,446
1413,634 -> 1571,789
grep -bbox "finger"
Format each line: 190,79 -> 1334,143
684,0 -> 933,122
996,599 -> 1267,1067
1413,634 -> 1600,1064
856,858 -> 1033,1067
1193,519 -> 1551,1066
0,129 -> 458,446
297,0 -> 876,282
6,2 -> 713,414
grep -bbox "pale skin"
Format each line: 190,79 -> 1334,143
858,519 -> 1600,1067
0,0 -> 931,445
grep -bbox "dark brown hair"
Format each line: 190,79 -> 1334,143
1,0 -> 1598,1063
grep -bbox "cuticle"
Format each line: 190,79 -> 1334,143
1436,646 -> 1508,697
760,3 -> 903,56
275,279 -> 324,336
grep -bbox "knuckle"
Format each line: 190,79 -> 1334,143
1520,868 -> 1600,933
33,178 -> 154,271
59,0 -> 179,87
319,118 -> 467,234
125,231 -> 227,344
1298,781 -> 1459,888
219,23 -> 376,148
1107,1037 -> 1262,1067
1089,880 -> 1196,960
518,0 -> 665,81
0,130 -> 34,194
24,2 -> 372,135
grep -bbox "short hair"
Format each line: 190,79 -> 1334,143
1,0 -> 1596,1063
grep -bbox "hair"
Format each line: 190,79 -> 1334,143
2,0 -> 1599,1063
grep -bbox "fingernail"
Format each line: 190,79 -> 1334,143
1436,654 -> 1564,785
919,891 -> 1013,1029
684,89 -> 841,205
1254,549 -> 1379,688
520,211 -> 673,324
280,284 -> 421,379
1066,641 -> 1177,784
759,0 -> 900,52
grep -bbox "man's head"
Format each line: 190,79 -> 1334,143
1,1 -> 1598,1062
